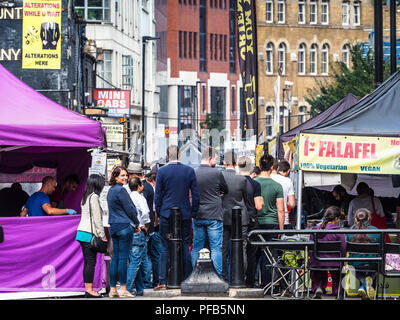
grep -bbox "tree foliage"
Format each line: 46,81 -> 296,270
200,112 -> 224,131
305,42 -> 391,116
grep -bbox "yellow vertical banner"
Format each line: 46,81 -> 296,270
22,0 -> 62,69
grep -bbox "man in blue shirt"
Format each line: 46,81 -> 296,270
20,176 -> 77,217
154,145 -> 200,290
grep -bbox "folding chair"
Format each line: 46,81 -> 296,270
257,234 -> 311,299
344,242 -> 382,300
381,242 -> 400,299
307,240 -> 343,300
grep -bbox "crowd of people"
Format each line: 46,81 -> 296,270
3,144 -> 398,300
73,144 -> 300,298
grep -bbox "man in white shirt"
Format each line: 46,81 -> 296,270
126,176 -> 151,296
347,182 -> 385,226
271,160 -> 296,228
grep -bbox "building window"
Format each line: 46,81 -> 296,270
179,31 -> 182,58
309,0 -> 317,24
189,32 -> 192,59
211,87 -> 226,129
321,43 -> 329,75
342,1 -> 349,25
224,34 -> 227,61
219,34 -> 223,60
310,43 -> 317,74
321,0 -> 329,24
194,32 -> 197,59
279,106 -> 287,133
210,34 -> 213,60
200,0 -> 207,71
229,0 -> 236,73
278,0 -> 285,23
179,86 -> 196,130
266,42 -> 274,74
266,0 -> 273,23
298,0 -> 305,24
266,106 -> 274,136
342,44 -> 350,68
298,43 -> 306,74
202,85 -> 206,114
214,33 -> 218,60
122,55 -> 133,89
354,1 -> 360,26
298,106 -> 306,124
184,31 -> 187,58
278,43 -> 286,74
199,0 -> 207,72
98,50 -> 112,88
75,0 -> 111,22
231,86 -> 235,115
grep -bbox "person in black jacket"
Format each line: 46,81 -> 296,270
107,166 -> 140,298
221,150 -> 250,280
192,147 -> 228,276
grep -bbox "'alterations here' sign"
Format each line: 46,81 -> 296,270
22,0 -> 62,69
298,133 -> 400,175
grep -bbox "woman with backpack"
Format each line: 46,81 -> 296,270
309,206 -> 346,299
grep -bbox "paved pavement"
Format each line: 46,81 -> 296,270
0,288 -> 340,300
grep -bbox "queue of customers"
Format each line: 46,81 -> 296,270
74,144 -> 299,298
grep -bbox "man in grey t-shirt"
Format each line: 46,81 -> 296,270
192,147 -> 228,276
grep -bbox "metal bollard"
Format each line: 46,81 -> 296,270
168,207 -> 183,288
181,248 -> 229,296
230,206 -> 245,288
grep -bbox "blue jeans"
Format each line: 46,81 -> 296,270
110,225 -> 134,287
159,216 -> 192,285
191,219 -> 223,276
127,231 -> 149,294
148,231 -> 161,287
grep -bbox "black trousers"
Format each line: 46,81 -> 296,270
245,221 -> 260,287
79,241 -> 98,283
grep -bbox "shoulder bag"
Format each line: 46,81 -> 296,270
370,196 -> 391,243
88,194 -> 108,253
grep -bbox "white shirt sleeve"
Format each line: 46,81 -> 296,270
374,197 -> 385,217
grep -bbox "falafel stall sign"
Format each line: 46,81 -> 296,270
298,133 -> 400,175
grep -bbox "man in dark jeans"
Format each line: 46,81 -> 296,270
238,156 -> 264,288
154,145 -> 199,290
192,147 -> 228,277
254,155 -> 285,290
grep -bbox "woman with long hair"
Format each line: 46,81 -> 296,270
346,208 -> 380,300
107,166 -> 140,298
76,174 -> 106,298
309,206 -> 346,299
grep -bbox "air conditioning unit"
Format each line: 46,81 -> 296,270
259,97 -> 266,106
290,53 -> 297,62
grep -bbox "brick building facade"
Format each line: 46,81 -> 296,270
157,0 -> 243,147
256,0 -> 379,141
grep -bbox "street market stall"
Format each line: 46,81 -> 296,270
295,72 -> 400,297
0,64 -> 107,293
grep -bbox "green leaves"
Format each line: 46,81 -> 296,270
305,43 -> 391,116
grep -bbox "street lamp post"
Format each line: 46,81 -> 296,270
141,36 -> 160,169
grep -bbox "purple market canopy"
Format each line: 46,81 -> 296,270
0,63 -> 106,149
0,63 -> 106,212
